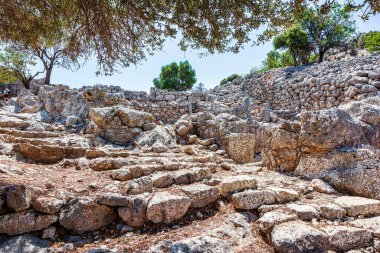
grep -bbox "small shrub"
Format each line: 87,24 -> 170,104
220,74 -> 241,85
362,31 -> 380,52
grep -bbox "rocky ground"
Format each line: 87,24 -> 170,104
1,55 -> 380,253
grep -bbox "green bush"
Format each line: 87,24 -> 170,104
362,31 -> 380,52
220,74 -> 241,85
153,60 -> 197,91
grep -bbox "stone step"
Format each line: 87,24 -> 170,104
14,143 -> 86,163
335,196 -> 380,217
0,128 -> 61,138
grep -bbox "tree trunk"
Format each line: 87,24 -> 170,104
318,50 -> 325,63
44,66 -> 53,85
22,78 -> 30,89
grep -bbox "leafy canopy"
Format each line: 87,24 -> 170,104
0,1 -> 376,76
0,47 -> 43,89
153,61 -> 197,91
299,3 -> 356,62
362,31 -> 380,52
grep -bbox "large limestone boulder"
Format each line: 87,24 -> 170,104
224,133 -> 255,163
325,159 -> 380,200
271,221 -> 328,253
146,192 -> 191,224
135,126 -> 175,150
59,198 -> 116,234
90,106 -> 155,129
0,210 -> 58,235
89,106 -> 155,144
298,108 -> 365,153
16,93 -> 43,113
295,148 -> 377,178
259,122 -> 301,171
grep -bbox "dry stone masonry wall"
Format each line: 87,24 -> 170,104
211,55 -> 380,120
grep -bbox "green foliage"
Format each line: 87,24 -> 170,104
220,74 -> 241,85
362,31 -> 380,52
273,25 -> 312,66
300,3 -> 356,62
0,66 -> 16,84
153,60 -> 196,91
0,47 -> 43,89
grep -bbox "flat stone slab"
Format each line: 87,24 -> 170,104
349,216 -> 380,232
269,187 -> 299,203
335,196 -> 380,217
287,204 -> 320,221
218,175 -> 257,197
98,193 -> 130,206
271,221 -> 328,253
180,184 -> 219,208
169,236 -> 233,253
0,210 -> 58,236
231,189 -> 275,210
146,192 -> 191,224
319,203 -> 346,220
320,225 -> 372,251
257,211 -> 298,233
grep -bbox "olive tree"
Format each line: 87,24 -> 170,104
153,61 -> 197,91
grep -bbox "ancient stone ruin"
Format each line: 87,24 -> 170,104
0,54 -> 380,252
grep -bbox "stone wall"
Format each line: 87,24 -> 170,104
33,85 -> 208,124
211,55 -> 380,119
125,88 -> 208,123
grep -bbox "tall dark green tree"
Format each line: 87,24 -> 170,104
300,4 -> 356,62
153,60 -> 196,91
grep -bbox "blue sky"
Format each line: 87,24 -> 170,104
34,13 -> 380,92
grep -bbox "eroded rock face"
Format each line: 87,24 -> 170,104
59,198 -> 116,234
